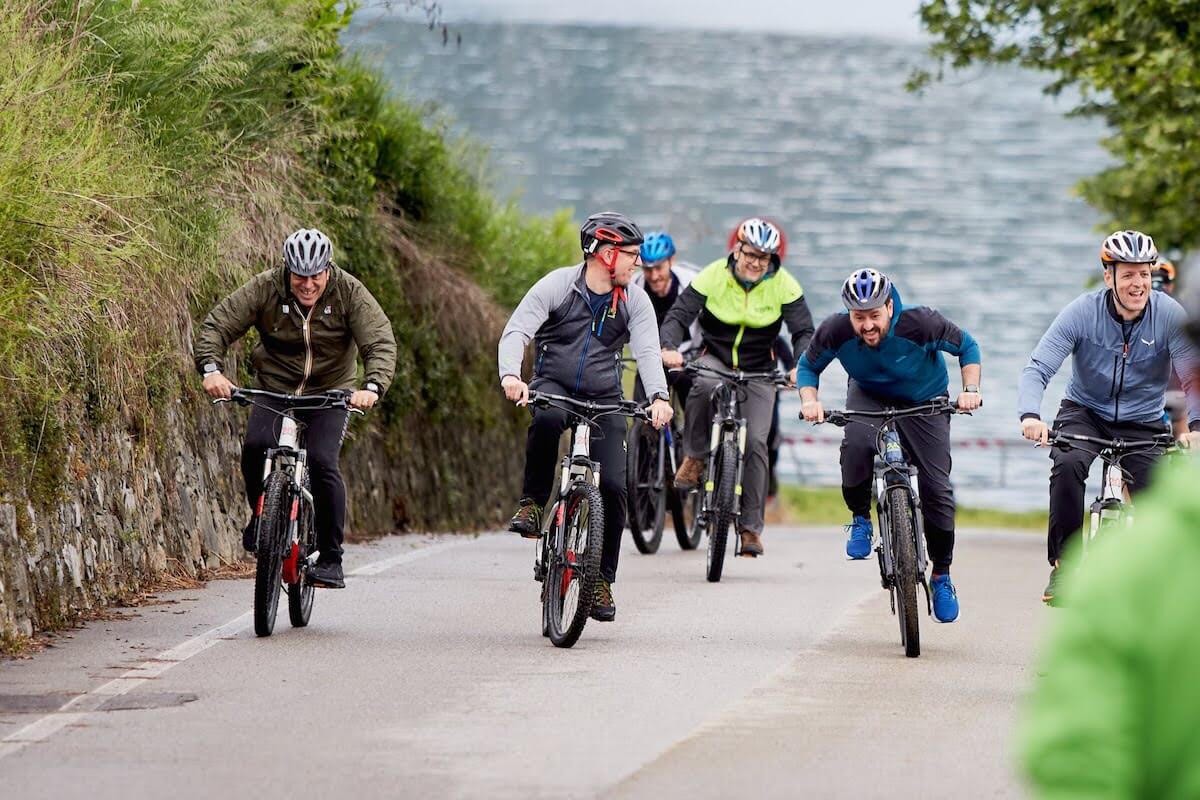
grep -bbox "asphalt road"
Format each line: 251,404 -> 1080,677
0,526 -> 1048,799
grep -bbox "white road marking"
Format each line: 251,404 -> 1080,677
0,534 -> 496,760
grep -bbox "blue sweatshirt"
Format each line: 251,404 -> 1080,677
1018,288 -> 1200,430
796,288 -> 981,403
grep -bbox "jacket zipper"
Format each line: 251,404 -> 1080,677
574,299 -> 602,394
295,304 -> 315,394
731,290 -> 749,369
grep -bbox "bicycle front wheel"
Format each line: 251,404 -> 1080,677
706,439 -> 738,583
545,484 -> 604,648
254,471 -> 289,637
626,421 -> 665,554
887,486 -> 920,658
288,488 -> 316,628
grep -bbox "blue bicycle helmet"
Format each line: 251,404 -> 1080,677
841,268 -> 893,310
640,232 -> 676,265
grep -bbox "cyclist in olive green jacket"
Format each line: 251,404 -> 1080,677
194,229 -> 396,588
1021,287 -> 1200,798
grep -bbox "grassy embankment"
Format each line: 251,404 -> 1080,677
0,0 -> 574,525
777,485 -> 1047,530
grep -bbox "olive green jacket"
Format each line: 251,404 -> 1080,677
1021,459 -> 1200,799
193,266 -> 396,396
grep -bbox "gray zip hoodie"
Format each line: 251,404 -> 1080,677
1018,288 -> 1199,429
498,263 -> 668,399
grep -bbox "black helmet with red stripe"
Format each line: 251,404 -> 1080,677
580,211 -> 644,256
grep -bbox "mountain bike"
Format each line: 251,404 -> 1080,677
529,391 -> 650,648
822,398 -> 972,658
214,388 -> 363,637
680,362 -> 789,583
623,361 -> 696,553
1045,430 -> 1176,557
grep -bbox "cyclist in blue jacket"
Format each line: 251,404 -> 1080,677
1018,230 -> 1200,605
797,269 -> 982,623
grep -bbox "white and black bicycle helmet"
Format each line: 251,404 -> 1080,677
1100,230 -> 1158,267
283,228 -> 333,277
841,268 -> 893,311
734,217 -> 782,256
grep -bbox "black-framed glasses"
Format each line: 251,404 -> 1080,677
738,245 -> 771,268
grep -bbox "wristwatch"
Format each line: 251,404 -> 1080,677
202,362 -> 221,376
651,391 -> 670,403
364,382 -> 381,395
964,384 -> 980,393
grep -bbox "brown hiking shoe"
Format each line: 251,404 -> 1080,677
508,499 -> 543,539
674,456 -> 705,490
739,530 -> 764,557
591,579 -> 615,622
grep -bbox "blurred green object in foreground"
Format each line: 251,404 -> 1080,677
1020,458 -> 1200,798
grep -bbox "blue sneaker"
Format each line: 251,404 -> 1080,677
844,515 -> 873,560
930,573 -> 959,623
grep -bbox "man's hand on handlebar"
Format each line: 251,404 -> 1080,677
350,390 -> 379,410
203,371 -> 236,400
501,375 -> 530,407
956,390 -> 982,412
801,399 -> 824,424
1022,418 -> 1050,446
649,398 -> 673,430
661,349 -> 684,370
1177,431 -> 1200,450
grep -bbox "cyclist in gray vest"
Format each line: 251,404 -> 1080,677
498,212 -> 672,622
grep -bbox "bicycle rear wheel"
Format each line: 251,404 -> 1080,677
626,421 -> 665,554
288,486 -> 316,628
254,471 -> 289,637
545,484 -> 604,648
705,439 -> 738,583
887,486 -> 920,658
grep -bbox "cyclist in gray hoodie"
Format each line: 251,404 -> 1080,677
1018,230 -> 1200,605
498,211 -> 672,622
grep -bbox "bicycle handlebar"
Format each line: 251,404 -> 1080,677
1045,430 -> 1176,454
212,388 -> 366,415
528,390 -> 651,422
674,361 -> 790,386
818,398 -> 965,428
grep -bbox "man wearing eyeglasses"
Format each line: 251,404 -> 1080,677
498,211 -> 672,622
659,217 -> 814,557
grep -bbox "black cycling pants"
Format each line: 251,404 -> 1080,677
1046,400 -> 1163,565
839,380 -> 956,573
242,398 -> 350,564
522,378 -> 628,584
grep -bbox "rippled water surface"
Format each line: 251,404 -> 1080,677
347,18 -> 1115,510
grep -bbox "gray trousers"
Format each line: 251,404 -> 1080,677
683,353 -> 777,536
840,380 -> 956,572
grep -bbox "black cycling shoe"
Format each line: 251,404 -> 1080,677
242,518 -> 257,553
308,561 -> 345,589
590,579 -> 615,622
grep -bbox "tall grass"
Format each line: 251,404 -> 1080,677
0,0 -> 577,517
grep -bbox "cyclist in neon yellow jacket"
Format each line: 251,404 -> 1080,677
660,218 -> 814,557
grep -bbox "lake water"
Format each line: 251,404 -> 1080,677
346,17 -> 1115,511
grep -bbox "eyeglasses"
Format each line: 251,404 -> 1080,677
616,248 -> 642,263
738,245 -> 772,269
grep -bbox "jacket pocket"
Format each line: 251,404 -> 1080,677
535,343 -> 548,376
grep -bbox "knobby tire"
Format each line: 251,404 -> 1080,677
706,439 -> 738,583
287,475 -> 315,628
546,484 -> 604,648
626,421 -> 665,554
254,471 -> 289,637
888,486 -> 920,658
